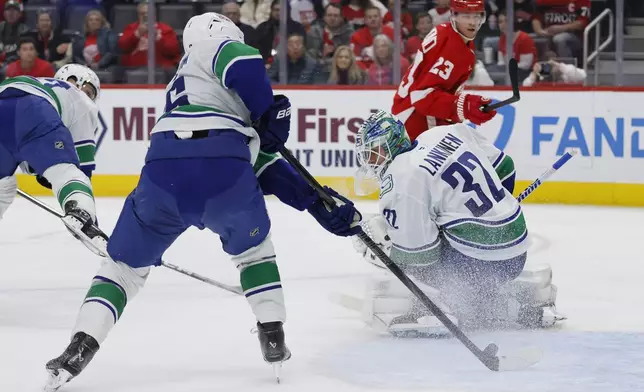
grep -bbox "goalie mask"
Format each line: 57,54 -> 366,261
183,12 -> 245,53
354,110 -> 411,195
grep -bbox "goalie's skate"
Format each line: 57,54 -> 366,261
256,321 -> 291,383
44,332 -> 99,392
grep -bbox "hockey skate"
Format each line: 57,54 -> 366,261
44,332 -> 99,392
256,321 -> 291,383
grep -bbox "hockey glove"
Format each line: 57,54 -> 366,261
62,200 -> 108,257
257,94 -> 292,154
456,94 -> 497,125
307,186 -> 362,237
36,175 -> 52,189
352,214 -> 392,269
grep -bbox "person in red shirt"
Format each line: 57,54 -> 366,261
392,0 -> 496,141
5,37 -> 55,78
497,10 -> 537,81
532,0 -> 590,60
382,0 -> 413,37
428,0 -> 451,26
404,12 -> 433,61
350,6 -> 394,69
342,0 -> 388,30
118,2 -> 181,72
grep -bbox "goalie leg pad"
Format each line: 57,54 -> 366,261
74,258 -> 150,344
362,272 -> 457,336
0,174 -> 16,220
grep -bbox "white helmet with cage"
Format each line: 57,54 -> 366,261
182,12 -> 244,53
54,64 -> 101,102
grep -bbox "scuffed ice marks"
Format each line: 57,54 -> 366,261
313,331 -> 644,392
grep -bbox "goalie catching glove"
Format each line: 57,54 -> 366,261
307,186 -> 362,237
62,200 -> 108,257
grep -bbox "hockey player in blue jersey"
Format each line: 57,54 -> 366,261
44,12 -> 363,390
0,74 -> 105,256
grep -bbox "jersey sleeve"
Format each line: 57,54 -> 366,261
383,167 -> 442,266
68,102 -> 98,178
401,27 -> 463,123
212,40 -> 273,122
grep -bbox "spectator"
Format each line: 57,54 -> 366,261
289,0 -> 325,30
382,0 -> 413,38
350,6 -> 394,69
404,12 -> 433,61
342,0 -> 388,30
23,10 -> 71,70
72,9 -> 118,71
327,45 -> 366,85
466,60 -> 494,86
366,34 -> 408,85
240,0 -> 273,28
268,32 -> 319,84
222,1 -> 256,46
307,3 -> 353,68
499,0 -> 535,34
496,10 -> 537,81
532,0 -> 590,60
523,56 -> 586,86
118,1 -> 180,77
0,0 -> 28,67
5,37 -> 55,78
255,0 -> 306,63
428,0 -> 451,26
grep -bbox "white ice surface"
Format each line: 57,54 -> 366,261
1,198 -> 643,391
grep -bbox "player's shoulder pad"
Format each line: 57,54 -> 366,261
211,39 -> 262,80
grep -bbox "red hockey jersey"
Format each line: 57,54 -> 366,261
534,0 -> 591,28
391,23 -> 476,141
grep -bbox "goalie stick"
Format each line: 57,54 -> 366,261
482,58 -> 520,113
15,189 -> 242,295
279,147 -> 541,372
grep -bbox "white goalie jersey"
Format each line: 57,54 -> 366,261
379,124 -> 529,263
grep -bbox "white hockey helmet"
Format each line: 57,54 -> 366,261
55,64 -> 101,102
182,12 -> 244,53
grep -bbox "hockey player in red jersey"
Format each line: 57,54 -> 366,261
392,0 -> 496,141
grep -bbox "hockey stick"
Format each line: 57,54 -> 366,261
279,147 -> 540,371
482,58 -> 520,112
516,150 -> 577,203
15,189 -> 242,295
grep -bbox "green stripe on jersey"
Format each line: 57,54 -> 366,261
391,242 -> 442,266
0,76 -> 62,114
240,261 -> 281,292
446,211 -> 527,246
85,281 -> 127,319
213,41 -> 262,86
158,104 -> 238,120
495,155 -> 515,182
253,151 -> 280,176
76,143 -> 96,165
57,180 -> 94,207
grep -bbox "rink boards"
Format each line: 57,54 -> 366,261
16,86 -> 644,206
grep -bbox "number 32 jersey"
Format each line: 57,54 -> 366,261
392,23 -> 476,141
379,124 -> 528,264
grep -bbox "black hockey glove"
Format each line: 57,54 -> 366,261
36,175 -> 52,189
307,186 -> 362,237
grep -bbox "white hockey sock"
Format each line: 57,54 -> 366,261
73,259 -> 149,343
234,234 -> 286,324
0,175 -> 17,220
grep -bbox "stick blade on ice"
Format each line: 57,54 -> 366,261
497,347 -> 543,371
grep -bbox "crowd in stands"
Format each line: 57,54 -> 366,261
0,0 -> 618,86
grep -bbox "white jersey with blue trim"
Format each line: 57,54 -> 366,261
379,123 -> 528,263
151,38 -> 264,164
